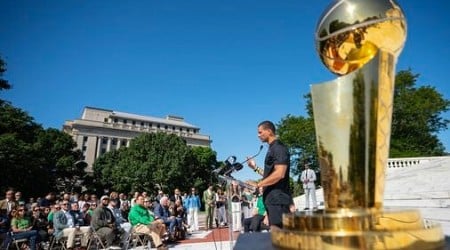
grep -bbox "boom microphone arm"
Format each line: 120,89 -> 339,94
240,145 -> 264,165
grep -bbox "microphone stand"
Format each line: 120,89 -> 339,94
215,145 -> 264,249
217,174 -> 241,250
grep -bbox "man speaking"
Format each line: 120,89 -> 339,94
247,120 -> 293,229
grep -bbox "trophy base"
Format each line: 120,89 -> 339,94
271,208 -> 445,250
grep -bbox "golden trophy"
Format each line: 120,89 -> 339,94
271,0 -> 446,249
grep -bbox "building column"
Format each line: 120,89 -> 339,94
96,137 -> 102,158
106,137 -> 112,152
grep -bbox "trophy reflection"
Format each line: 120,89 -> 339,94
271,0 -> 445,249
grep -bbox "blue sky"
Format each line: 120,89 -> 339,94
1,0 -> 449,182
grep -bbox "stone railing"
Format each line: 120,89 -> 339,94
387,156 -> 450,168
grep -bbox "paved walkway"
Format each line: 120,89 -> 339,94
168,213 -> 240,250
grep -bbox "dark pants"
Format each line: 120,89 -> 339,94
265,204 -> 291,228
4,230 -> 39,250
243,215 -> 264,232
96,227 -> 115,247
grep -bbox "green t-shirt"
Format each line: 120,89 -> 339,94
256,196 -> 266,216
47,211 -> 54,222
12,217 -> 30,230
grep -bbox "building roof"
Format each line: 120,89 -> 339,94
85,106 -> 199,129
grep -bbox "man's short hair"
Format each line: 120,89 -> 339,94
258,120 -> 276,134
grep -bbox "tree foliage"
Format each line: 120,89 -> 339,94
93,132 -> 217,195
390,70 -> 449,157
0,102 -> 82,197
277,115 -> 317,176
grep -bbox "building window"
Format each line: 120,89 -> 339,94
104,118 -> 108,123
102,137 -> 108,144
157,124 -> 160,128
114,118 -> 118,123
179,127 -> 183,131
149,123 -> 153,127
132,120 -> 136,125
123,119 -> 127,124
112,138 -> 117,145
121,140 -> 127,146
164,125 -> 168,129
83,136 -> 88,142
141,121 -> 144,126
82,146 -> 87,151
101,148 -> 106,154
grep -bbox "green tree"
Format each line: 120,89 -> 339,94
34,128 -> 84,193
189,146 -> 218,192
277,115 -> 317,176
93,132 -> 218,195
390,70 -> 449,157
0,103 -> 81,196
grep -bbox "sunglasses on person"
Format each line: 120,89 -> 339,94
33,208 -> 40,212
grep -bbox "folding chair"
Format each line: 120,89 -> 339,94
48,235 -> 68,250
127,228 -> 152,250
87,226 -> 106,250
5,232 -> 29,250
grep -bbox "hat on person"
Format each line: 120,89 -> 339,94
100,195 -> 110,201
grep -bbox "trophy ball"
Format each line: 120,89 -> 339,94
315,0 -> 407,75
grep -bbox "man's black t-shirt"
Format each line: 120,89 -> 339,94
263,139 -> 292,205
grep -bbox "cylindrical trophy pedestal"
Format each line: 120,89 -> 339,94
272,208 -> 445,250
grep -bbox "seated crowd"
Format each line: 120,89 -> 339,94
0,188 -> 193,250
0,184 -> 272,249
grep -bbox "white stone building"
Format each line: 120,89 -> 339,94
63,106 -> 211,172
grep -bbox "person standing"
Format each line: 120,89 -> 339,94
202,185 -> 215,230
0,189 -> 17,215
185,187 -> 201,232
247,120 -> 293,230
300,163 -> 317,210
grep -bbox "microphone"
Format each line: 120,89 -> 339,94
215,146 -> 264,176
240,145 -> 264,165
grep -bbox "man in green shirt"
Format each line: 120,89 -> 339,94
128,195 -> 167,250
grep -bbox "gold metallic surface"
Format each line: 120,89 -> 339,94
311,52 -> 395,209
271,0 -> 444,249
315,0 -> 407,75
272,214 -> 445,250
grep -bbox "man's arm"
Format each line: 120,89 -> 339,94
257,164 -> 287,188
